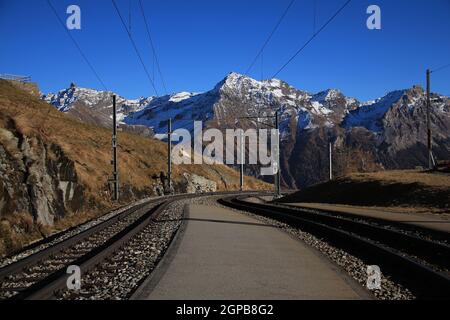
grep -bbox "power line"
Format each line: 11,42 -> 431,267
152,48 -> 156,82
128,0 -> 132,32
261,50 -> 264,80
245,0 -> 296,75
313,0 -> 317,34
431,63 -> 450,73
137,0 -> 168,94
111,0 -> 159,96
46,0 -> 108,91
272,0 -> 352,78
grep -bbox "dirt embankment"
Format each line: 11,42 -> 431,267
279,170 -> 450,213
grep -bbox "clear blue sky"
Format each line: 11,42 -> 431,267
0,0 -> 449,101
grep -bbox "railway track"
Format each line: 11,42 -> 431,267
0,192 -> 259,300
57,199 -> 185,300
0,193 -> 206,300
218,196 -> 450,299
0,200 -> 166,300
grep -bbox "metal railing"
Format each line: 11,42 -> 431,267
0,74 -> 32,83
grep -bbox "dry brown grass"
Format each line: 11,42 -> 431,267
0,212 -> 50,257
280,170 -> 450,214
348,170 -> 450,188
51,203 -> 126,233
0,207 -> 119,258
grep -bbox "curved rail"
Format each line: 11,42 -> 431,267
0,191 -> 263,300
218,196 -> 450,299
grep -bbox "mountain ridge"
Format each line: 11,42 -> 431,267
42,72 -> 450,188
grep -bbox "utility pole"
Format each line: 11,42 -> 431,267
168,118 -> 173,195
329,142 -> 333,181
112,95 -> 119,201
240,131 -> 244,192
275,111 -> 281,198
426,69 -> 434,170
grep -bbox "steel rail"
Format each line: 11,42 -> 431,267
219,196 -> 450,299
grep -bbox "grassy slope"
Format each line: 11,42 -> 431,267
279,170 -> 450,213
0,80 -> 269,255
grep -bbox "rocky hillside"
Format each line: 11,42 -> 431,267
0,79 -> 268,256
44,73 -> 450,189
42,83 -> 154,137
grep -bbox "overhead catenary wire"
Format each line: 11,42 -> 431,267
111,0 -> 159,96
152,49 -> 156,82
261,50 -> 264,80
313,0 -> 317,34
154,116 -> 277,129
46,0 -> 108,91
245,0 -> 296,75
272,0 -> 352,78
431,63 -> 450,74
138,0 -> 168,95
129,0 -> 132,32
150,118 -> 204,128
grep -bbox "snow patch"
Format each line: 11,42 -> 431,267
343,90 -> 405,132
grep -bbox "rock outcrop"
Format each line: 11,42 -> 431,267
150,171 -> 217,195
0,123 -> 83,226
180,173 -> 217,194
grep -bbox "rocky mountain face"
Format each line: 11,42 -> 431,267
0,126 -> 84,225
42,83 -> 154,137
44,73 -> 450,189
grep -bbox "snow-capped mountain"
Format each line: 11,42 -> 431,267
42,83 -> 153,127
43,73 -> 450,188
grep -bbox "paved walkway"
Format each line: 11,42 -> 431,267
133,204 -> 369,300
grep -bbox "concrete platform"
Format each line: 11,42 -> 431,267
133,204 -> 370,300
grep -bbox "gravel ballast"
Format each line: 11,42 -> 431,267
57,199 -> 189,300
